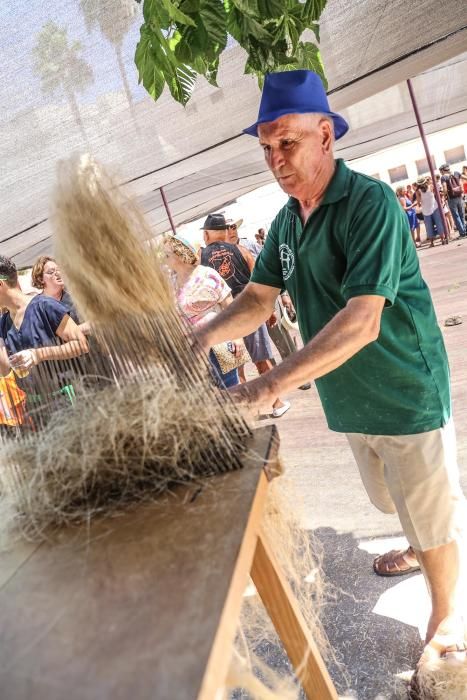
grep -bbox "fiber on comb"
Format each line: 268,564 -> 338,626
0,154 -> 251,543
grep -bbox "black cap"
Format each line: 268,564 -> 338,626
200,213 -> 228,230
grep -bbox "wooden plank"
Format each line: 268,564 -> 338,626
0,426 -> 279,700
251,530 -> 338,700
197,427 -> 280,699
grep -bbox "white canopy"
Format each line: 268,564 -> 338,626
1,0 -> 466,267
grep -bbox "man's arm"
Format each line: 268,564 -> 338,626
195,281 -> 279,349
230,295 -> 385,408
238,244 -> 256,273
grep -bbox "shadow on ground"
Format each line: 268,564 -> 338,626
316,526 -> 423,699
233,527 -> 424,700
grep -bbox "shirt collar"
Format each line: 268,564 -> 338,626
286,158 -> 351,212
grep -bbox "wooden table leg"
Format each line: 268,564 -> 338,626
251,529 -> 338,700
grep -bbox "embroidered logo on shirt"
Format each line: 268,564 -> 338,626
279,243 -> 295,281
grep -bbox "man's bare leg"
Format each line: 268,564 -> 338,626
414,539 -> 464,646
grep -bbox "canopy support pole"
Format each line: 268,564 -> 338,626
160,186 -> 177,235
406,79 -> 449,236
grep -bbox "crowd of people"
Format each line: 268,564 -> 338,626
163,211 -> 316,418
0,255 -> 89,433
0,223 -> 304,433
396,163 -> 467,248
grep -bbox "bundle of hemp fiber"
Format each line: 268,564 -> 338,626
0,154 -> 251,542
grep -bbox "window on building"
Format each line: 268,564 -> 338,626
415,155 -> 436,175
371,173 -> 381,180
444,145 -> 466,166
388,165 -> 408,184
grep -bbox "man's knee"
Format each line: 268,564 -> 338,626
370,497 -> 397,515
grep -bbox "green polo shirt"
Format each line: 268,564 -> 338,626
251,159 -> 450,435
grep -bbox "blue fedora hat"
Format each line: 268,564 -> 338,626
243,70 -> 349,140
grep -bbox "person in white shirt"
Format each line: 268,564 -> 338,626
416,176 -> 448,247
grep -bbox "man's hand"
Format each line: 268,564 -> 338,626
228,374 -> 276,412
266,312 -> 277,328
10,349 -> 38,370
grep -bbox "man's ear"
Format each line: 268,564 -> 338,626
203,230 -> 208,244
320,119 -> 333,154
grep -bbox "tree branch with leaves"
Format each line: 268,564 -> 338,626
134,0 -> 327,106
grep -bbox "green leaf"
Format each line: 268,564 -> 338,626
205,56 -> 220,85
296,41 -> 326,85
200,0 -> 228,50
257,0 -> 283,17
282,15 -> 301,52
179,0 -> 200,11
309,21 -> 320,43
175,24 -> 208,62
134,26 -> 166,100
244,39 -> 325,93
143,0 -> 169,26
230,0 -> 259,16
228,7 -> 273,42
159,0 -> 196,26
301,0 -> 327,23
165,64 -> 197,104
135,0 -> 328,105
174,0 -> 226,65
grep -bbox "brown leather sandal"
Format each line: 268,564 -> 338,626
373,546 -> 420,577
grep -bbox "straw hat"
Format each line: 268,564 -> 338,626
164,233 -> 198,265
226,218 -> 244,230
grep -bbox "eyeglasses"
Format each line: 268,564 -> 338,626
44,268 -> 60,276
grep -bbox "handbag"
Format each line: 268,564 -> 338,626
211,340 -> 250,374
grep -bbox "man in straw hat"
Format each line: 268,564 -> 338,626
196,70 -> 467,670
225,217 -> 263,258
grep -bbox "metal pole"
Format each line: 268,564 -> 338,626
406,78 -> 449,239
160,186 -> 177,235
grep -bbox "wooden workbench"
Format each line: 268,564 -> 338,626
0,425 -> 337,700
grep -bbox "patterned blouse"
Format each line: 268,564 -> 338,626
177,265 -> 231,326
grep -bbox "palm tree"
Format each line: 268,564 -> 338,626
79,0 -> 138,117
33,21 -> 94,141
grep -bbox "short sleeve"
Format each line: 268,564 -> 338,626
38,297 -> 69,334
341,184 -> 407,306
203,267 -> 231,303
250,220 -> 283,289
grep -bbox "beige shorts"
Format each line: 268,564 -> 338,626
346,419 -> 466,551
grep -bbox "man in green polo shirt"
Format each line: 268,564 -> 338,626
195,70 -> 466,674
